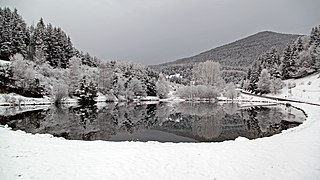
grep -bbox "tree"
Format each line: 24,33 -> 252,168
270,78 -> 283,95
0,64 -> 13,86
257,69 -> 271,94
52,81 -> 68,105
98,62 -> 114,94
281,44 -> 296,79
248,61 -> 262,93
127,77 -> 147,100
242,79 -> 250,90
156,73 -> 170,99
75,77 -> 98,105
224,82 -> 239,101
68,57 -> 82,95
192,61 -> 224,89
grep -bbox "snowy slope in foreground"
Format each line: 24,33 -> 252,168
0,101 -> 319,180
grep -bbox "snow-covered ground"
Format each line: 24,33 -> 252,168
267,72 -> 320,105
0,59 -> 11,66
1,71 -> 319,179
0,93 -> 78,106
0,98 -> 319,180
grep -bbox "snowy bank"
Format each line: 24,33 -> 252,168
0,102 -> 319,180
267,72 -> 320,105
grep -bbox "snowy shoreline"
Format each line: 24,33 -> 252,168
0,101 -> 319,180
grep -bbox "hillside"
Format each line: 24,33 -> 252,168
150,31 -> 300,84
155,31 -> 300,68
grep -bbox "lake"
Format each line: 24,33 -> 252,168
0,102 -> 306,143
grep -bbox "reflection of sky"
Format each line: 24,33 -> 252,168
1,0 -> 319,64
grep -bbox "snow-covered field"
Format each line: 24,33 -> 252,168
0,99 -> 319,180
267,73 -> 320,105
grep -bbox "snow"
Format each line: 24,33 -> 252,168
267,73 -> 320,105
0,93 -> 51,106
0,59 -> 11,65
0,100 -> 319,180
0,72 -> 320,179
0,93 -> 79,106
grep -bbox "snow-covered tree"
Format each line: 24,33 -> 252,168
68,57 -> 82,95
52,81 -> 68,105
242,79 -> 250,90
98,62 -> 114,94
11,54 -> 39,92
156,73 -> 170,99
270,78 -> 283,95
75,77 -> 98,105
0,64 -> 13,86
176,85 -> 218,100
248,61 -> 262,93
257,69 -> 271,94
192,61 -> 224,89
281,44 -> 296,79
127,77 -> 147,100
224,82 -> 239,101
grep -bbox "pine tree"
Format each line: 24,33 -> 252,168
296,37 -> 304,52
248,61 -> 261,93
281,44 -> 295,79
76,77 -> 98,105
270,78 -> 283,95
11,8 -> 28,57
33,18 -> 47,62
0,8 -> 13,60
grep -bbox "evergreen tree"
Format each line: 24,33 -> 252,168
248,61 -> 261,93
281,44 -> 296,79
270,78 -> 283,95
76,77 -> 98,105
33,18 -> 47,62
296,37 -> 304,52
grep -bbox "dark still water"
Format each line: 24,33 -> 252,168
0,102 -> 306,143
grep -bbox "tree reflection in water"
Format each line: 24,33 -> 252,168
2,102 -> 305,142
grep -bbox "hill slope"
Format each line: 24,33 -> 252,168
153,31 -> 300,69
151,31 -> 300,84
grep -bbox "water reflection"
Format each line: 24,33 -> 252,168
1,102 -> 305,142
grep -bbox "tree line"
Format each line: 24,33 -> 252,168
244,25 -> 320,94
0,7 -> 165,105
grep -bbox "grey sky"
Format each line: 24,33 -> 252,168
1,0 -> 320,65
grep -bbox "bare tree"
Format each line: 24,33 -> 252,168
52,82 -> 68,105
224,82 -> 239,101
68,57 -> 82,95
192,61 -> 224,89
156,73 -> 170,99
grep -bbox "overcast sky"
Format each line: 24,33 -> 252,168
1,0 -> 320,65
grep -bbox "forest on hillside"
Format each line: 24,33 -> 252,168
0,7 -> 160,104
153,27 -> 320,90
